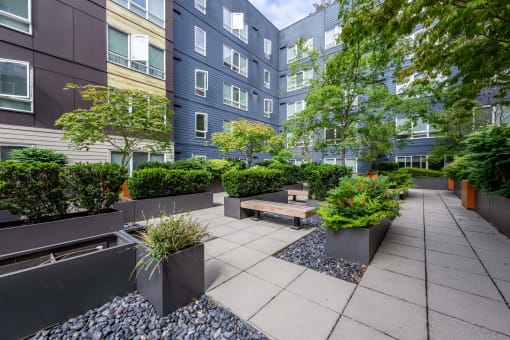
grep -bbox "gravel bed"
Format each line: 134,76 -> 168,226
260,212 -> 322,227
31,293 -> 267,340
274,228 -> 366,284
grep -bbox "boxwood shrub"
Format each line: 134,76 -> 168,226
399,167 -> 444,177
268,163 -> 302,185
222,168 -> 284,198
307,164 -> 352,201
9,147 -> 68,166
377,162 -> 399,172
127,169 -> 211,199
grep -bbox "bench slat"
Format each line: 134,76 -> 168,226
240,200 -> 316,219
287,190 -> 308,196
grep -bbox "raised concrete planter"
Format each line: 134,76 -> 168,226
0,232 -> 136,339
411,177 -> 448,190
0,210 -> 124,256
114,192 -> 213,224
224,191 -> 288,219
325,218 -> 392,265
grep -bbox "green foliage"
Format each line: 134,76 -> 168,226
399,167 -> 444,178
0,161 -> 67,223
127,169 -> 211,199
135,214 -> 207,278
56,84 -> 173,169
211,119 -> 282,167
381,171 -> 414,192
221,168 -> 284,198
377,162 -> 399,172
307,164 -> 352,201
66,163 -> 127,214
463,125 -> 510,197
208,159 -> 237,178
137,161 -> 171,170
9,148 -> 68,166
317,176 -> 401,230
300,162 -> 319,180
267,163 -> 303,185
443,157 -> 470,180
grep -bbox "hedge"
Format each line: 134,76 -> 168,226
267,163 -> 302,185
307,164 -> 352,201
126,169 -> 211,199
222,168 -> 284,198
399,167 -> 444,177
8,148 -> 68,166
377,162 -> 399,172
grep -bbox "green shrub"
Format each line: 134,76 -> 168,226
399,167 -> 444,177
0,161 -> 68,223
377,162 -> 399,172
66,163 -> 127,214
137,161 -> 172,170
443,157 -> 470,180
167,157 -> 212,172
268,163 -> 303,185
381,170 -> 414,191
300,162 -> 319,180
463,125 -> 510,197
9,148 -> 67,165
208,159 -> 236,178
127,169 -> 211,199
317,176 -> 401,230
307,164 -> 352,201
222,168 -> 284,198
255,160 -> 274,167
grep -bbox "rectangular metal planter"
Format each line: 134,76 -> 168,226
454,180 -> 462,198
224,191 -> 289,219
0,210 -> 124,256
411,177 -> 448,190
475,190 -> 491,222
0,232 -> 136,340
489,195 -> 510,238
325,218 -> 392,265
208,177 -> 224,193
135,243 -> 204,316
114,192 -> 214,224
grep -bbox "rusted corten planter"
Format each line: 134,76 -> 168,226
461,180 -> 476,210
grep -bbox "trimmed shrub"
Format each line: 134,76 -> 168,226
9,148 -> 67,165
208,159 -> 236,178
137,161 -> 172,170
307,164 -> 352,201
300,162 -> 319,181
255,160 -> 274,167
377,162 -> 399,172
443,157 -> 470,180
127,169 -> 211,199
0,161 -> 68,223
399,167 -> 444,177
167,157 -> 212,172
222,168 -> 284,198
268,162 -> 303,185
66,163 -> 127,214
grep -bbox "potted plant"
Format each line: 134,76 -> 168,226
133,214 -> 207,316
383,170 -> 413,199
317,176 -> 401,264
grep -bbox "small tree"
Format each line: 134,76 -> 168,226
55,84 -> 173,169
211,120 -> 282,167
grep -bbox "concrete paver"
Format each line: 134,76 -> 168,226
246,257 -> 305,288
204,258 -> 241,291
244,236 -> 289,255
222,230 -> 262,245
426,249 -> 486,275
329,317 -> 394,340
378,240 -> 425,262
216,246 -> 268,270
371,252 -> 426,280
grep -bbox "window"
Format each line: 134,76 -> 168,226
287,100 -> 305,119
0,59 -> 32,112
396,72 -> 445,95
324,158 -> 358,172
396,117 -> 435,139
194,26 -> 206,56
0,0 -> 31,33
396,155 -> 428,169
223,120 -> 232,133
0,145 -> 27,160
223,83 -> 248,111
195,70 -> 208,97
107,26 -> 165,79
287,69 -> 313,92
325,25 -> 342,49
264,99 -> 273,118
287,38 -> 313,64
111,150 -> 165,175
223,7 -> 248,43
324,128 -> 341,145
263,69 -> 270,89
264,39 -> 272,59
223,45 -> 248,77
195,112 -> 208,139
112,0 -> 165,27
194,0 -> 206,14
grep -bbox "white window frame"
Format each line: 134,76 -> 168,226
194,0 -> 206,14
223,83 -> 248,111
195,112 -> 208,139
223,120 -> 232,133
223,45 -> 248,77
195,69 -> 208,97
324,127 -> 341,145
264,99 -> 273,118
396,155 -> 428,169
287,38 -> 313,64
112,0 -> 165,27
324,157 -> 358,172
287,100 -> 305,120
0,58 -> 33,112
396,117 -> 434,139
194,26 -> 206,56
264,39 -> 272,59
0,0 -> 32,34
263,69 -> 270,89
223,7 -> 248,43
110,150 -> 166,175
325,25 -> 342,49
287,69 -> 313,92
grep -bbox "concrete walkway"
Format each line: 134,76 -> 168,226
190,190 -> 510,340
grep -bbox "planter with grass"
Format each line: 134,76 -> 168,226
318,176 -> 401,265
114,168 -> 213,224
0,232 -> 136,339
131,214 -> 206,316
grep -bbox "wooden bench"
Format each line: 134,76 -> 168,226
287,189 -> 309,202
240,199 -> 316,229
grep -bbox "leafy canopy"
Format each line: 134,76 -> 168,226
55,84 -> 173,169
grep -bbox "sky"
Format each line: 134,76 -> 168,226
248,0 -> 316,29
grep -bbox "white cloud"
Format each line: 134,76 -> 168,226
248,0 -> 315,29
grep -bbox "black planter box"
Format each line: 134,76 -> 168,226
208,177 -> 224,193
0,232 -> 136,340
475,191 -> 491,222
224,191 -> 289,219
489,195 -> 510,237
0,210 -> 124,256
114,192 -> 214,224
454,180 -> 462,198
135,243 -> 204,316
412,177 -> 448,190
325,218 -> 392,265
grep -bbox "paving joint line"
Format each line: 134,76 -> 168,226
423,190 -> 431,340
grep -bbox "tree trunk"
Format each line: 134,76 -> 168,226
341,148 -> 347,166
